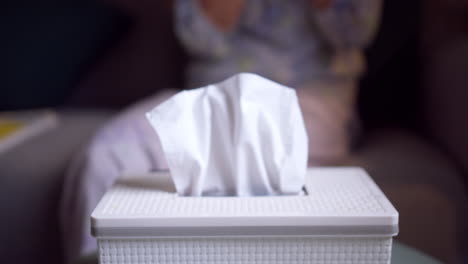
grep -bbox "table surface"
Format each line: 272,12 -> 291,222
392,241 -> 442,264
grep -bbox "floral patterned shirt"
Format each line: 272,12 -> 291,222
176,0 -> 382,89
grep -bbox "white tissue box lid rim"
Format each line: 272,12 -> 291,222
91,167 -> 399,237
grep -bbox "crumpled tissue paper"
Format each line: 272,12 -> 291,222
146,73 -> 308,196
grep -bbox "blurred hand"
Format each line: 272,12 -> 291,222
311,0 -> 333,10
296,83 -> 355,166
198,0 -> 245,32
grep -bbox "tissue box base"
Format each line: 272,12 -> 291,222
92,168 -> 398,264
98,237 -> 392,264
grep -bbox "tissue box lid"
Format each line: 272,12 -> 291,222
91,167 -> 398,237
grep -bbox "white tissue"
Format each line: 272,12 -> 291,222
146,73 -> 308,196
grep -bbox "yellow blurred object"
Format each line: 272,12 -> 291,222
0,111 -> 58,154
0,119 -> 25,140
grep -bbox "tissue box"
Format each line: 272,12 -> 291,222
92,167 -> 398,264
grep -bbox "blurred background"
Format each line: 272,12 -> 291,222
1,0 -> 467,263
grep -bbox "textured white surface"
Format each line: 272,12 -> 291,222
94,168 -> 397,264
92,168 -> 397,228
98,237 -> 393,264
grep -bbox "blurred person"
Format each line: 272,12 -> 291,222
61,0 -> 382,263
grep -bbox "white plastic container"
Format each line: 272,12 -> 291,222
92,167 -> 398,264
